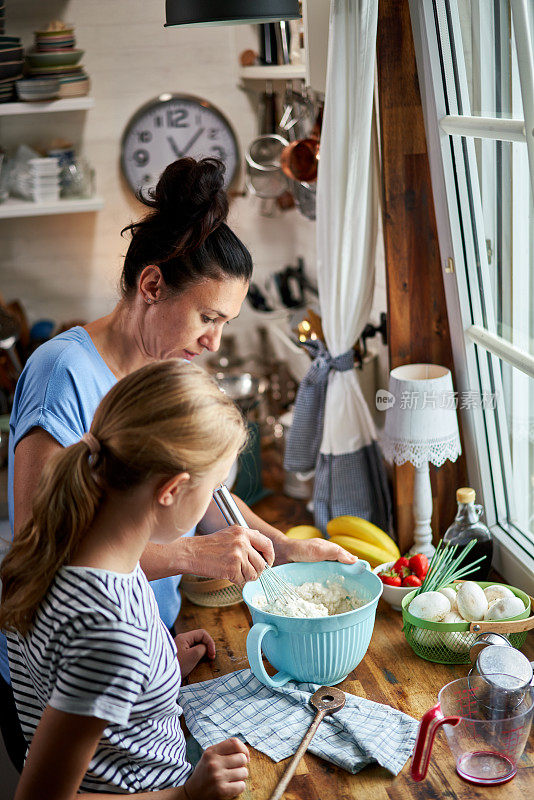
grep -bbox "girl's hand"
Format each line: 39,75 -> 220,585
276,536 -> 358,566
174,629 -> 215,678
184,738 -> 249,800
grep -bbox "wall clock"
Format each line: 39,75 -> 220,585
120,93 -> 240,198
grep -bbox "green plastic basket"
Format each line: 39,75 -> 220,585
401,581 -> 533,664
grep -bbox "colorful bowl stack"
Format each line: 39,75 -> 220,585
25,25 -> 89,98
0,8 -> 24,103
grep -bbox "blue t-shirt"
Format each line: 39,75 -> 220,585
1,327 -> 189,684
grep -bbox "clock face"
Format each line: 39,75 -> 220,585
121,94 -> 240,197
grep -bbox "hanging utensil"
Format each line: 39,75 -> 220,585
259,80 -> 277,136
280,103 -> 323,184
268,687 -> 346,800
246,81 -> 289,205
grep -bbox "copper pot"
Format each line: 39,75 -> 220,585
280,138 -> 319,182
280,103 -> 323,183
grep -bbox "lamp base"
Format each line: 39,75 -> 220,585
409,462 -> 436,558
407,540 -> 436,558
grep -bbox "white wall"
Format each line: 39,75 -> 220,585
2,0 -> 387,369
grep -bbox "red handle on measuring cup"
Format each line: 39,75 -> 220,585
411,703 -> 461,782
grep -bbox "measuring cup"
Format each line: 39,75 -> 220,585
411,675 -> 534,785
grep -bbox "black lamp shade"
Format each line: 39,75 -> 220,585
165,0 -> 301,27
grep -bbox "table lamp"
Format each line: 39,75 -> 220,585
382,364 -> 462,557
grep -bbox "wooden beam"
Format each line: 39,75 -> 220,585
377,0 -> 468,554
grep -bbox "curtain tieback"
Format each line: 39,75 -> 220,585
284,341 -> 355,473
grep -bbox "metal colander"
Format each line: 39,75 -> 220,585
180,575 -> 243,608
401,581 -> 533,665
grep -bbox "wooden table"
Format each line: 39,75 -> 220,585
176,446 -> 534,799
177,593 -> 534,800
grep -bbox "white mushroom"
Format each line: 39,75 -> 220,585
456,581 -> 488,621
409,591 -> 451,622
439,587 -> 458,613
440,612 -> 470,654
484,585 -> 514,605
485,596 -> 525,620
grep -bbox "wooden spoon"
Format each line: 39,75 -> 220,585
268,686 -> 346,800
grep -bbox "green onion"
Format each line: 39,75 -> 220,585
412,539 -> 486,598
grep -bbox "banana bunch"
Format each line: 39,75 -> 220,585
284,525 -> 323,540
327,515 -> 399,568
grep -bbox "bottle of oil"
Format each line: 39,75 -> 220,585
443,488 -> 493,580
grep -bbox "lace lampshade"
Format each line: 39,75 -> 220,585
382,364 -> 462,467
382,364 -> 462,557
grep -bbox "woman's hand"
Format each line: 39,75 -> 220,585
182,526 -> 275,584
184,738 -> 249,800
275,535 -> 358,566
174,629 -> 215,678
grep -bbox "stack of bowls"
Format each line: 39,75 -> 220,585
0,32 -> 23,101
16,77 -> 60,102
27,25 -> 88,98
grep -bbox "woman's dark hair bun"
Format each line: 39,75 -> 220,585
121,156 -> 252,297
146,157 -> 228,257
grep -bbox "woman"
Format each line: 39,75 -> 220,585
1,158 -> 354,764
1,360 -> 254,798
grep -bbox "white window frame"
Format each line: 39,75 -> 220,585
409,0 -> 534,594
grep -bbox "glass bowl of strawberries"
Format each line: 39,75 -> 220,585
372,554 -> 429,611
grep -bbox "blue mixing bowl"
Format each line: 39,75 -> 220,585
242,560 -> 382,688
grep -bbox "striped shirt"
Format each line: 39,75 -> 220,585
6,564 -> 192,793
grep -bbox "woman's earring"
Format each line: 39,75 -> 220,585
145,297 -> 153,304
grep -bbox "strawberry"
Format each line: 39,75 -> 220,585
392,556 -> 410,575
402,574 -> 422,587
379,570 -> 402,587
409,553 -> 429,580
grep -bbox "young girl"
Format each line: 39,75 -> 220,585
0,360 -> 254,799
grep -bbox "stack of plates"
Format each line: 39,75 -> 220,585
0,35 -> 23,101
16,77 -> 60,102
34,27 -> 76,51
22,158 -> 61,203
27,25 -> 89,98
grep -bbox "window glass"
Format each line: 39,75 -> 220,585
457,0 -> 521,120
410,0 -> 534,561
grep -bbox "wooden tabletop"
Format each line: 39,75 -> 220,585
176,446 -> 534,799
176,592 -> 534,800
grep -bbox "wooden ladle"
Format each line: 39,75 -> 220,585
268,686 -> 346,800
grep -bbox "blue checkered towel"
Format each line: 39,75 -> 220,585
180,669 -> 417,775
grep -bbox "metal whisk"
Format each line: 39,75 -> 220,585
212,485 -> 302,606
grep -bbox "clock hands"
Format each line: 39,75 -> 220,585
167,136 -> 183,159
180,128 -> 205,157
167,129 -> 206,161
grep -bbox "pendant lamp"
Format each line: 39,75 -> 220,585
165,0 -> 301,28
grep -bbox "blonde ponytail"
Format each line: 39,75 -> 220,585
0,360 -> 246,634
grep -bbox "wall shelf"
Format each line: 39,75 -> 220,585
0,97 -> 94,117
238,65 -> 306,80
0,196 -> 104,219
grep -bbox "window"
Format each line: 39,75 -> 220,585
410,0 -> 534,590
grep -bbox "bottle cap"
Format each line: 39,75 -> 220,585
457,487 -> 476,503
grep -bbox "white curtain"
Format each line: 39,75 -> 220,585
317,0 -> 379,458
284,0 -> 390,532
